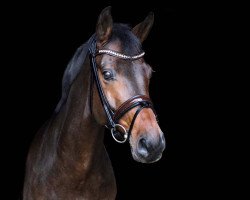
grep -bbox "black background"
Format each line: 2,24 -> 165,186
3,1 -> 231,199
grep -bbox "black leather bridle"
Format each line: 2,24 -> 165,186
89,37 -> 155,143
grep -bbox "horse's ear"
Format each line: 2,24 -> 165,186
132,12 -> 154,43
96,6 -> 113,47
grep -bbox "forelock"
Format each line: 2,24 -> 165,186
109,23 -> 142,56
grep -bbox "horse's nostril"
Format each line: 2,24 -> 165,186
138,138 -> 150,157
139,138 -> 147,148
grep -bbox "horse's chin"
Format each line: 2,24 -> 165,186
131,151 -> 163,163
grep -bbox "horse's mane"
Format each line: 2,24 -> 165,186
54,35 -> 94,113
54,24 -> 142,113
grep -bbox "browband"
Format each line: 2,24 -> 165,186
97,49 -> 145,60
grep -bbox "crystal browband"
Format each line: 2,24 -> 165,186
97,49 -> 145,60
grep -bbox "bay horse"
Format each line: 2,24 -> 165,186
23,6 -> 165,200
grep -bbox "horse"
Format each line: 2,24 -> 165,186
23,6 -> 166,200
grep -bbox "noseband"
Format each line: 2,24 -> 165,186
89,37 -> 155,143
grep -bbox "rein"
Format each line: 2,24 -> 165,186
89,37 -> 155,143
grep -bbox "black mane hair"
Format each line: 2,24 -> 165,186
54,40 -> 90,113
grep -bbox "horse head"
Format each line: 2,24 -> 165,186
91,7 -> 165,163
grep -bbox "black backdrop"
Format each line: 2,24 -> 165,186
3,1 -> 227,199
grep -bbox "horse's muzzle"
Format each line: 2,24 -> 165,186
134,133 -> 165,163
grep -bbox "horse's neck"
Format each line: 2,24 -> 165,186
55,59 -> 105,172
24,59 -> 116,199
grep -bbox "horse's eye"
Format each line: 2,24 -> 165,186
103,70 -> 113,80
